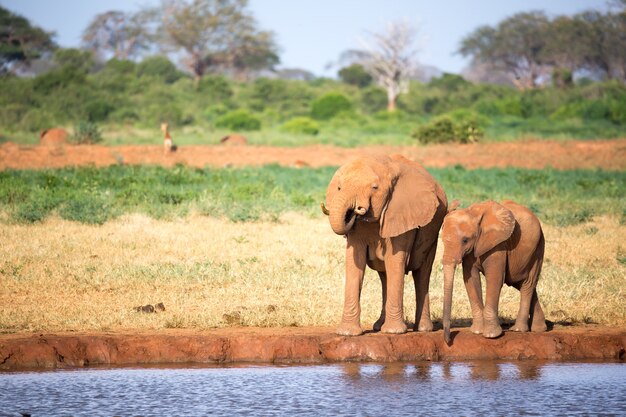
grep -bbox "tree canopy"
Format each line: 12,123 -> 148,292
155,0 -> 279,81
459,9 -> 626,88
0,6 -> 56,73
82,10 -> 151,61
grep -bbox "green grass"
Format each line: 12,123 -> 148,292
1,165 -> 624,225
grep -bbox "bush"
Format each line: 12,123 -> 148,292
359,86 -> 388,114
338,64 -> 372,87
215,109 -> 261,131
71,121 -> 103,144
19,109 -> 54,132
411,112 -> 484,144
198,75 -> 234,101
280,117 -> 320,135
136,56 -> 183,84
373,110 -> 406,122
84,99 -> 114,122
310,93 -> 352,120
59,195 -> 114,225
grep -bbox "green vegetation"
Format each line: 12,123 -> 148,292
70,121 -> 103,144
1,60 -> 625,146
215,109 -> 262,131
1,165 -> 623,226
280,117 -> 320,135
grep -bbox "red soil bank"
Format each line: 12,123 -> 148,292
1,139 -> 625,171
1,326 -> 624,370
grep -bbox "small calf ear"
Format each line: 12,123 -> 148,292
474,201 -> 516,258
448,199 -> 460,213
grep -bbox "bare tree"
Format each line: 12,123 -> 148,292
82,10 -> 152,60
358,20 -> 420,112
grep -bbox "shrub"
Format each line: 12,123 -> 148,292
411,112 -> 484,144
59,195 -> 114,225
310,92 -> 352,120
429,73 -> 471,92
136,56 -> 183,84
359,86 -> 388,114
84,99 -> 114,122
280,117 -> 319,135
373,110 -> 406,122
71,121 -> 103,144
338,64 -> 372,87
215,109 -> 261,131
198,75 -> 234,101
19,109 -> 54,132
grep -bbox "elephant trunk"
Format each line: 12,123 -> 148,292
443,262 -> 457,345
329,195 -> 357,235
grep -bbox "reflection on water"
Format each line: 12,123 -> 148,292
0,361 -> 624,416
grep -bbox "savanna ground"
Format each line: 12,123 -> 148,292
1,142 -> 624,335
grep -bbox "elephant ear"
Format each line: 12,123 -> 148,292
380,156 -> 439,238
474,201 -> 516,258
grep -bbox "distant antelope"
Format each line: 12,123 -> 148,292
161,123 -> 173,154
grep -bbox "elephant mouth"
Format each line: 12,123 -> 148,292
346,208 -> 376,225
344,208 -> 356,224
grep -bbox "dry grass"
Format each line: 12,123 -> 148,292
1,213 -> 624,333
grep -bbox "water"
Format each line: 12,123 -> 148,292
0,361 -> 624,416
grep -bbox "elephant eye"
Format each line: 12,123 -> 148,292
372,184 -> 379,190
462,237 -> 469,244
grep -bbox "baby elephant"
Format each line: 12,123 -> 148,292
441,200 -> 547,344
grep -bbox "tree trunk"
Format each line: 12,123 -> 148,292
387,91 -> 397,112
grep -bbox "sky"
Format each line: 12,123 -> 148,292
2,0 -> 610,76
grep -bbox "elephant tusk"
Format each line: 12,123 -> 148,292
354,207 -> 367,216
320,202 -> 330,216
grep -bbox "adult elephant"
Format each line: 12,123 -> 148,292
441,200 -> 547,345
321,154 -> 448,336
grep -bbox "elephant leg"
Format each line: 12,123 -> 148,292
511,278 -> 534,332
482,258 -> 505,339
462,261 -> 484,334
530,290 -> 547,332
337,240 -> 367,336
512,254 -> 544,332
381,234 -> 412,334
412,244 -> 436,332
373,271 -> 387,332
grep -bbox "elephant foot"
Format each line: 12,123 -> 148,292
414,318 -> 433,332
470,320 -> 484,335
482,323 -> 503,339
531,320 -> 547,332
336,322 -> 363,336
510,321 -> 529,332
381,320 -> 407,334
373,316 -> 385,332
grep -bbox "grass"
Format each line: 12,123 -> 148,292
0,213 -> 624,333
1,165 -> 624,226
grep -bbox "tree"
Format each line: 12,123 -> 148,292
0,6 -> 56,73
581,11 -> 626,82
357,20 -> 421,112
338,63 -> 372,87
53,48 -> 95,73
459,11 -> 551,89
155,0 -> 279,82
82,10 -> 152,60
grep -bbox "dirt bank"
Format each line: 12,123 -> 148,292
1,139 -> 625,170
1,326 -> 624,370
